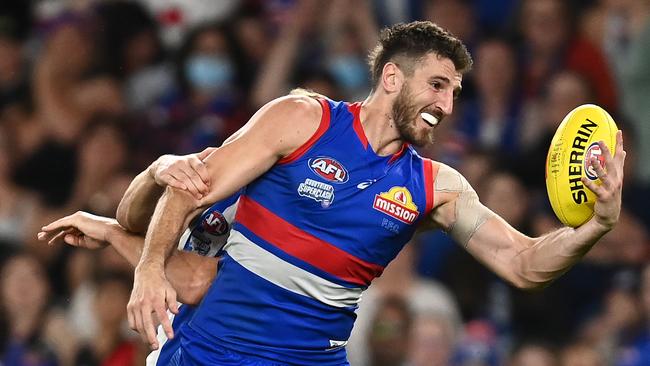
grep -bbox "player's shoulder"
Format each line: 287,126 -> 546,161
263,94 -> 323,125
250,94 -> 328,158
432,162 -> 472,193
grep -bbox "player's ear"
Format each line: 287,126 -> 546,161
381,62 -> 404,94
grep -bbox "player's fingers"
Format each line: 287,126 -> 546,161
163,174 -> 188,191
127,298 -> 145,339
189,157 -> 210,186
590,157 -> 611,188
143,308 -> 160,349
155,305 -> 174,340
47,228 -> 74,246
197,147 -> 217,160
177,168 -> 205,199
41,216 -> 72,232
615,130 -> 624,158
598,140 -> 614,173
581,176 -> 606,198
166,289 -> 179,315
37,229 -> 62,241
63,233 -> 83,247
178,162 -> 209,195
127,306 -> 135,332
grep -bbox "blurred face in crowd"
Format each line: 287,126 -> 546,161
475,40 -> 516,99
560,344 -> 604,366
185,28 -> 234,93
545,72 -> 592,129
408,314 -> 455,366
522,0 -> 568,54
124,29 -> 160,73
47,24 -> 94,76
642,265 -> 650,318
0,130 -> 10,180
483,172 -> 529,228
425,0 -> 475,42
1,255 -> 49,317
95,277 -> 131,327
327,27 -> 369,92
604,288 -> 641,330
510,344 -> 558,366
391,53 -> 462,147
369,298 -> 412,366
79,122 -> 127,177
0,36 -> 23,86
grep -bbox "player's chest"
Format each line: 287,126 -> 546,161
264,153 -> 427,237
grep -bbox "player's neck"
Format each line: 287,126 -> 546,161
360,92 -> 405,156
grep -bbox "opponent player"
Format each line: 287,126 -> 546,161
38,150 -> 240,366
128,21 -> 626,365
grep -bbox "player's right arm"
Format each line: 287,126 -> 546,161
427,132 -> 626,289
129,95 -> 323,349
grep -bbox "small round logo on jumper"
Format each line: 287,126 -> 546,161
201,210 -> 229,236
584,142 -> 605,181
309,157 -> 349,183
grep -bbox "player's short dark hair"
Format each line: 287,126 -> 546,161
368,21 -> 473,87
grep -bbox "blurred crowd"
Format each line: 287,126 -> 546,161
0,0 -> 648,365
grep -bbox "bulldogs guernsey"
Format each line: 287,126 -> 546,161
147,191 -> 241,366
183,99 -> 439,365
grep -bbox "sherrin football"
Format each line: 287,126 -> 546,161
545,104 -> 618,228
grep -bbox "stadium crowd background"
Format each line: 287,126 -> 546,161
0,0 -> 649,365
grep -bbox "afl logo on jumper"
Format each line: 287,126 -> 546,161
201,210 -> 229,236
584,142 -> 604,181
309,157 -> 349,183
373,187 -> 420,224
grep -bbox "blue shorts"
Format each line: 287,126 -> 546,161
167,326 -> 349,366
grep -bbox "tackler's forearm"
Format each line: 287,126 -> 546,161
138,186 -> 201,270
116,166 -> 164,234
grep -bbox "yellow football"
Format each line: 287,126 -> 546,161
546,104 -> 618,227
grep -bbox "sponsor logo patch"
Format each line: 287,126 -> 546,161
357,180 -> 375,189
201,210 -> 229,236
373,186 -> 419,224
298,178 -> 335,208
584,142 -> 604,181
309,157 -> 349,183
328,340 -> 348,350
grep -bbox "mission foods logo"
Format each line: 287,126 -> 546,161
373,187 -> 419,224
309,157 -> 349,183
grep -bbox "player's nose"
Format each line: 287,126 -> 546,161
437,90 -> 454,116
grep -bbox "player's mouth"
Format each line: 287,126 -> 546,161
420,112 -> 439,127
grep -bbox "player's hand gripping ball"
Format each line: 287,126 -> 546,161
546,104 -> 618,227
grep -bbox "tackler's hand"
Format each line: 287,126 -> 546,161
37,211 -> 116,249
149,148 -> 215,200
127,262 -> 179,350
581,130 -> 627,231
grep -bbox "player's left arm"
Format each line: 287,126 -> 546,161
428,132 -> 626,290
37,212 -> 216,304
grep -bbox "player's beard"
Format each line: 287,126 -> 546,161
391,83 -> 439,147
